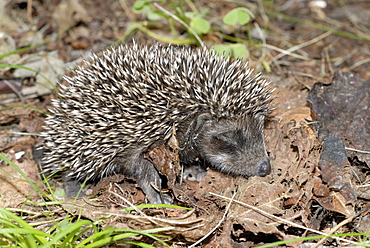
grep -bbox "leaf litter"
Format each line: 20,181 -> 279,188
0,0 -> 370,247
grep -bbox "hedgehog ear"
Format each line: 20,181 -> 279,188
183,113 -> 211,146
193,113 -> 212,133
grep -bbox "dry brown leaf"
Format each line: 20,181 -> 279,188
0,150 -> 40,208
13,51 -> 64,95
0,32 -> 21,64
228,177 -> 285,234
52,0 -> 90,32
315,191 -> 355,217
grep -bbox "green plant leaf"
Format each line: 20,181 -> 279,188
184,11 -> 196,19
223,7 -> 254,25
133,0 -> 164,12
133,0 -> 146,11
230,43 -> 249,59
262,60 -> 272,73
213,44 -> 249,59
213,45 -> 232,58
190,17 -> 211,35
133,1 -> 165,20
147,9 -> 166,21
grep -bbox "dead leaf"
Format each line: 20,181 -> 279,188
307,71 -> 370,164
318,135 -> 357,205
0,150 -> 40,208
13,51 -> 64,95
52,0 -> 90,32
0,32 -> 21,64
0,2 -> 19,32
315,191 -> 355,217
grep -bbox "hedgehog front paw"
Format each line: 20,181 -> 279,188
183,165 -> 207,181
138,176 -> 172,204
63,175 -> 86,198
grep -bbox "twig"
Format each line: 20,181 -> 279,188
264,44 -> 311,61
2,80 -> 25,104
268,31 -> 332,61
153,2 -> 204,47
346,147 -> 370,154
209,192 -> 357,245
118,0 -> 135,20
349,58 -> 370,70
312,217 -> 354,248
109,188 -> 161,226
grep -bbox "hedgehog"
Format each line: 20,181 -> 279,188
41,42 -> 274,203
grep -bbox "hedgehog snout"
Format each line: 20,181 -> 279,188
255,159 -> 271,177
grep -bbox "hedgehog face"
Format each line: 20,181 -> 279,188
196,115 -> 271,177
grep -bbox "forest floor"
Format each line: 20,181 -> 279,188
0,0 -> 370,247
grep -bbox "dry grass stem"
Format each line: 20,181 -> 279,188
209,192 -> 357,245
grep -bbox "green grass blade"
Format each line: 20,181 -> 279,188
39,220 -> 92,248
0,105 -> 49,115
0,154 -> 48,202
0,64 -> 56,92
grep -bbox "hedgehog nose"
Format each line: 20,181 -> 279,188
256,159 -> 271,177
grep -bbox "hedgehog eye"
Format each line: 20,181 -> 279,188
213,132 -> 237,151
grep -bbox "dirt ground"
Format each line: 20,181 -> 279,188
0,0 -> 370,247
